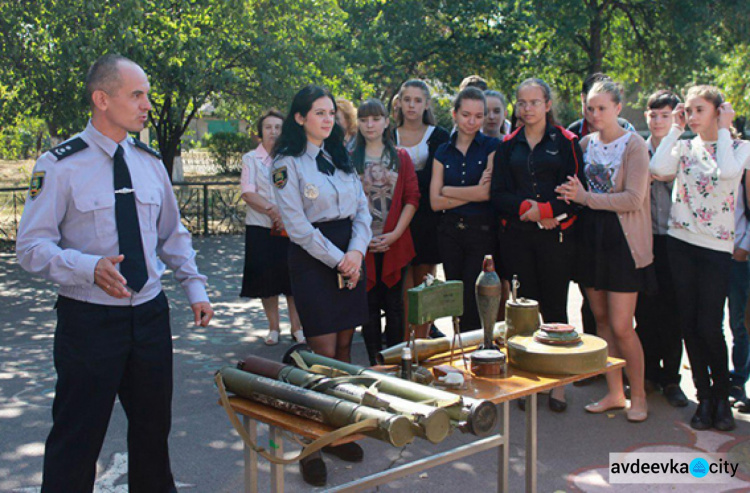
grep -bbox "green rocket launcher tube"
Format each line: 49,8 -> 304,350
286,350 -> 498,437
238,355 -> 452,444
377,326 -> 506,365
219,367 -> 415,447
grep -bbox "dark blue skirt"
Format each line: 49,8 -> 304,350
288,219 -> 368,337
240,225 -> 292,298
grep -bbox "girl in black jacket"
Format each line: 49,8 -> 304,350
491,78 -> 586,411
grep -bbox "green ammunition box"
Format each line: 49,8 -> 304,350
407,280 -> 463,325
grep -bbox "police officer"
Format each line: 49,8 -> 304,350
272,85 -> 371,486
16,54 -> 214,492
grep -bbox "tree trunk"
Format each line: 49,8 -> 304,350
589,5 -> 604,74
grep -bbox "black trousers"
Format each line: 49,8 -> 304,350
43,293 -> 176,493
361,253 -> 406,365
667,237 -> 731,400
635,234 -> 683,386
438,214 -> 497,332
498,225 -> 573,323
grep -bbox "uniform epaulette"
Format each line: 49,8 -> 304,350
132,138 -> 162,159
49,137 -> 88,161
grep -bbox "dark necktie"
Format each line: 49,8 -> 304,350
114,145 -> 148,292
316,151 -> 335,176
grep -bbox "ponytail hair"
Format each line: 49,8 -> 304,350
515,77 -> 558,126
686,85 -> 738,138
395,79 -> 437,127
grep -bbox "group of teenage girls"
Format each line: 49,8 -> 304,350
238,73 -> 750,485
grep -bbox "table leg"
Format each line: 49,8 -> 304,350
497,401 -> 509,493
243,416 -> 258,493
269,426 -> 284,493
525,394 -> 537,493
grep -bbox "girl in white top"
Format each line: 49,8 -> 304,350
393,80 -> 450,338
650,85 -> 750,431
240,110 -> 303,345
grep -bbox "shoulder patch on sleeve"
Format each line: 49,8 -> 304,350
49,137 -> 88,161
273,166 -> 288,189
28,171 -> 46,199
132,138 -> 162,159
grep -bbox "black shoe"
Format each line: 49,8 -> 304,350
663,384 -> 689,408
429,324 -> 446,339
690,399 -> 713,430
738,400 -> 750,414
300,454 -> 327,486
713,399 -> 736,431
322,442 -> 364,462
548,396 -> 567,413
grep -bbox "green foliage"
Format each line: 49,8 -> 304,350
1,0 -> 749,176
0,117 -> 49,160
204,132 -> 255,174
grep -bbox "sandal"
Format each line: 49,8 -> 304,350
584,398 -> 626,414
292,330 -> 306,344
265,330 -> 280,346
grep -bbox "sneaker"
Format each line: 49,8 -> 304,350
300,453 -> 327,486
429,324 -> 446,339
663,384 -> 689,408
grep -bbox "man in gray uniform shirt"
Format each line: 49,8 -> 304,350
16,54 -> 214,492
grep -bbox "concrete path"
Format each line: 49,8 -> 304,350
1,235 -> 749,492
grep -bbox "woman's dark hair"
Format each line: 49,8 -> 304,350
514,78 -> 557,127
581,72 -> 611,95
273,85 -> 352,173
453,86 -> 486,113
351,99 -> 400,174
256,109 -> 285,139
395,79 -> 436,127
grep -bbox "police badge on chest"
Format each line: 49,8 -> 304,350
304,184 -> 319,200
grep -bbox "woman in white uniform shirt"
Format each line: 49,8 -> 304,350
272,86 -> 372,360
240,109 -> 304,345
272,85 -> 372,486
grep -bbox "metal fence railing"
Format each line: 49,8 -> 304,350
0,182 -> 243,250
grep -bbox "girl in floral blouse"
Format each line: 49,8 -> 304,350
651,85 -> 750,432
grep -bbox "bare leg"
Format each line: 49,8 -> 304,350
607,291 -> 647,417
261,296 -> 281,332
306,333 -> 337,359
404,264 -> 437,339
286,296 -> 303,334
585,288 -> 626,410
335,329 -> 355,363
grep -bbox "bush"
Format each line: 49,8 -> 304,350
204,131 -> 255,174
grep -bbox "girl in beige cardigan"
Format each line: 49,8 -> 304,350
557,80 -> 652,423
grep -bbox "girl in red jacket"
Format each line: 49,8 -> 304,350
353,99 -> 420,364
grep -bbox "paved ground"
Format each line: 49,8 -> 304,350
1,234 -> 749,492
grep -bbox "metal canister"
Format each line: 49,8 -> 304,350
470,349 -> 507,378
505,297 -> 540,338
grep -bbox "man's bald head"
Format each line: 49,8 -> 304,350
85,54 -> 138,107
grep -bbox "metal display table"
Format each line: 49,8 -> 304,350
223,355 -> 624,492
